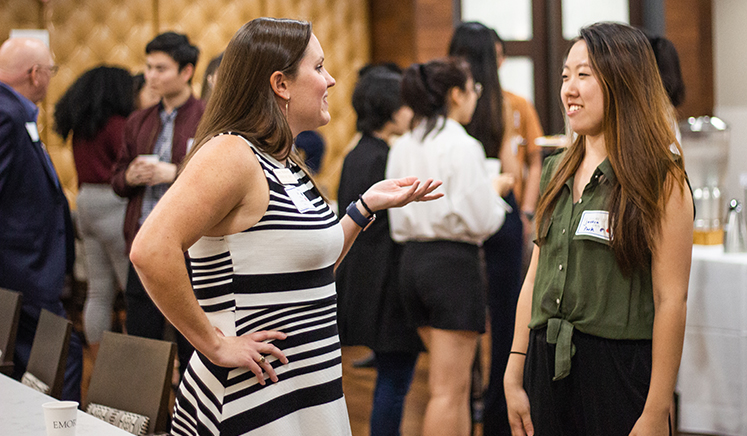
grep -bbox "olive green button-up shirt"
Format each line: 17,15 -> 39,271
529,150 -> 654,380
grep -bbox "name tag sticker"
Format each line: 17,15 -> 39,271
273,168 -> 297,185
25,122 -> 40,142
576,210 -> 612,241
285,185 -> 314,213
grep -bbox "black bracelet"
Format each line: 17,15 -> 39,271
358,194 -> 375,215
509,351 -> 527,356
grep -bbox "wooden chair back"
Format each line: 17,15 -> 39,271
25,309 -> 73,399
0,287 -> 23,376
85,331 -> 177,434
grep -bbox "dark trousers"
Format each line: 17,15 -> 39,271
524,327 -> 655,436
125,262 -> 194,379
12,308 -> 83,402
370,351 -> 419,436
482,192 -> 524,436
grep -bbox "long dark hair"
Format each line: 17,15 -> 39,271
401,57 -> 471,139
535,22 -> 686,274
448,21 -> 505,158
185,18 -> 311,165
645,32 -> 685,107
53,66 -> 134,140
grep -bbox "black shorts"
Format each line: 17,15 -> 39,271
399,240 -> 486,333
524,327 -> 664,436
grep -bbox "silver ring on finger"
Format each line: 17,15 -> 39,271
258,355 -> 266,365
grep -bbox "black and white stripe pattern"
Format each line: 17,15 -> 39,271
171,136 -> 350,436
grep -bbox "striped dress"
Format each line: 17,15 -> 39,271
171,135 -> 351,436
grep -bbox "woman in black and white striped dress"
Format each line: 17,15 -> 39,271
129,18 -> 441,436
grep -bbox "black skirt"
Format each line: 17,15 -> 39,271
399,240 -> 486,333
523,327 -> 662,436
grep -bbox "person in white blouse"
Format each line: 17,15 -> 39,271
386,57 -> 512,436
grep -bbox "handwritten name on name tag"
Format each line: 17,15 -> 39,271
286,185 -> 314,213
575,210 -> 612,241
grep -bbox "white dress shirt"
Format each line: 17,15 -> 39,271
386,117 -> 508,245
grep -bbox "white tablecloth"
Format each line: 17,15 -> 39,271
678,245 -> 747,436
0,373 -> 132,435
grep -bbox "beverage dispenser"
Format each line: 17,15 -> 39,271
678,116 -> 730,245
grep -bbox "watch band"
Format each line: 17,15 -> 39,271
346,201 -> 376,230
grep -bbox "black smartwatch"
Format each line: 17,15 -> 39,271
346,201 -> 376,230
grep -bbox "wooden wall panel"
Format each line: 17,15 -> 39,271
370,0 -> 416,67
665,0 -> 714,118
414,0 -> 453,62
370,0 -> 454,67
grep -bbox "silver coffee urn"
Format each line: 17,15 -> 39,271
678,116 -> 730,245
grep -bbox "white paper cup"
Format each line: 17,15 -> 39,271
138,154 -> 160,164
42,401 -> 78,436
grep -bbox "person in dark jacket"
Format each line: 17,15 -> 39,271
111,31 -> 204,377
336,65 -> 417,436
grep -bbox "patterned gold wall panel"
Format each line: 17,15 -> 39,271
2,0 -> 368,205
0,0 -> 41,40
157,0 -> 370,199
39,0 -> 156,207
157,0 -> 264,97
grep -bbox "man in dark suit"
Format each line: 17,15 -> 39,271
0,37 -> 82,401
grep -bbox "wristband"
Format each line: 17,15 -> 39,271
358,194 -> 375,215
346,201 -> 376,230
522,211 -> 535,221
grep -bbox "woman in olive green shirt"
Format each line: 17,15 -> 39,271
504,23 -> 693,436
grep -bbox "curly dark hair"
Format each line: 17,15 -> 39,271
53,65 -> 134,141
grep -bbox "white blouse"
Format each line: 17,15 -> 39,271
386,117 -> 508,245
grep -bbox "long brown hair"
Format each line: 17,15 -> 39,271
183,18 -> 312,173
535,22 -> 686,274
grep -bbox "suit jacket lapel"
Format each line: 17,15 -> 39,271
30,138 -> 62,192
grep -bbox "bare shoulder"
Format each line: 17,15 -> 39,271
182,134 -> 262,179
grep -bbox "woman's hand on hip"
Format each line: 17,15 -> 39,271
209,328 -> 289,385
361,177 -> 443,211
